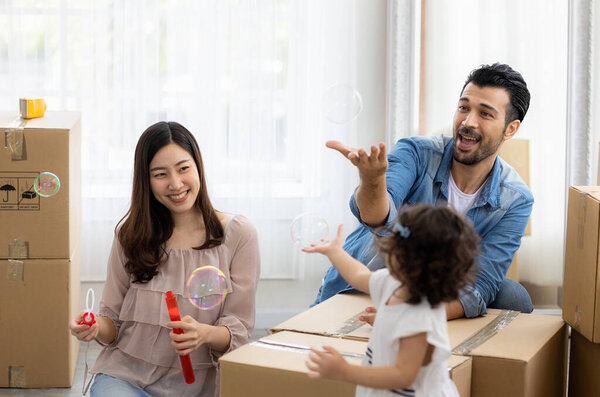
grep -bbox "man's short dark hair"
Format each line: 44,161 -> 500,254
462,63 -> 530,125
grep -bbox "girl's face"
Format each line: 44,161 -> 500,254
149,143 -> 200,216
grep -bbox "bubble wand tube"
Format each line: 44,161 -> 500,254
165,291 -> 196,384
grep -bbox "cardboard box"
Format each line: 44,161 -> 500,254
273,294 -> 567,397
499,139 -> 531,235
568,327 -> 600,397
0,111 -> 81,259
220,330 -> 472,397
505,252 -> 518,282
563,186 -> 600,342
0,246 -> 80,387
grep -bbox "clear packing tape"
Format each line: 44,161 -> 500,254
326,310 -> 369,337
452,310 -> 519,355
4,117 -> 27,161
251,339 -> 365,360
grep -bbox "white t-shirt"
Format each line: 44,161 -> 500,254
447,173 -> 483,216
355,269 -> 459,397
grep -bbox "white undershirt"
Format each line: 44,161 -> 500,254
447,173 -> 484,216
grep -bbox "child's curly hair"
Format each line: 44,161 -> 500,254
376,203 -> 480,307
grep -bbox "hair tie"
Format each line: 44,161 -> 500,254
394,223 -> 411,238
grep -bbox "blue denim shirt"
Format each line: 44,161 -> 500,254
314,135 -> 533,317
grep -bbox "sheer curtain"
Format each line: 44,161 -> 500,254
0,0 -> 360,281
413,0 -> 568,286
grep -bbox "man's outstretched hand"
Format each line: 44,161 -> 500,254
326,141 -> 388,181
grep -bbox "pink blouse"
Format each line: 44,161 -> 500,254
91,214 -> 260,396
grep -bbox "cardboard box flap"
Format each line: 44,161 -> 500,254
0,111 -> 80,131
220,331 -> 366,372
271,293 -> 373,339
450,310 -> 565,362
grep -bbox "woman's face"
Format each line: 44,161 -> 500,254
149,143 -> 200,216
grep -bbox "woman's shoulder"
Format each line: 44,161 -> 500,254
222,213 -> 258,243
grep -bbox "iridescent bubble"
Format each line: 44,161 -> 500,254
321,84 -> 363,124
290,212 -> 329,247
186,266 -> 228,310
34,172 -> 60,198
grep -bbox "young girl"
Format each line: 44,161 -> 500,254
303,203 -> 479,396
69,121 -> 260,397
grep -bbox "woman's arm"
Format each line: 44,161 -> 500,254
306,332 -> 429,390
302,224 -> 372,294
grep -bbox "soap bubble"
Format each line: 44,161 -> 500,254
322,84 -> 363,124
34,172 -> 60,198
186,266 -> 228,310
290,212 -> 329,247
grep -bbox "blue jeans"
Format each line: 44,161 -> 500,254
488,279 -> 533,313
90,373 -> 152,397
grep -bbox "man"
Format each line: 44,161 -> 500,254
315,63 -> 533,319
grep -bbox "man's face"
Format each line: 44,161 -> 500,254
452,83 -> 512,166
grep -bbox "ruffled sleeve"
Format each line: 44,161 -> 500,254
97,234 -> 130,346
210,215 -> 260,364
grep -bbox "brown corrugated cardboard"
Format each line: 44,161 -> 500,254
568,327 -> 600,397
273,294 -> 567,397
563,186 -> 600,343
220,330 -> 472,397
0,245 -> 80,387
271,293 -> 373,340
499,138 -> 531,236
0,111 -> 81,259
506,252 -> 518,281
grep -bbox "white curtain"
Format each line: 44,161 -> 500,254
0,0 -> 361,281
413,0 -> 568,286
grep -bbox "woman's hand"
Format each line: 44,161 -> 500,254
167,315 -> 218,356
69,312 -> 100,342
305,346 -> 349,382
302,224 -> 345,257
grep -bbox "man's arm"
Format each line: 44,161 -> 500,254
461,197 -> 533,318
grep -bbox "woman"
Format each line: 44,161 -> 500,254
70,121 -> 260,396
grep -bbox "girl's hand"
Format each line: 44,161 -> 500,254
167,315 -> 213,356
302,224 -> 345,256
359,306 -> 377,327
305,346 -> 349,382
69,312 -> 99,342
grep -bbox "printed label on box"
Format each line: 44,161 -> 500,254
0,172 -> 40,210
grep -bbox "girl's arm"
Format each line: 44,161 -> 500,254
302,225 -> 372,294
306,332 -> 429,390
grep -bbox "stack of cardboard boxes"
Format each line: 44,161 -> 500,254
0,111 -> 81,388
220,293 -> 567,397
563,186 -> 600,396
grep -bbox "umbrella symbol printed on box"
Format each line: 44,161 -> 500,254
1,184 -> 16,202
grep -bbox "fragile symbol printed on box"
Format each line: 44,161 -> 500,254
0,172 -> 40,210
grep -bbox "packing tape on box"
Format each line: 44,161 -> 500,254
452,310 -> 519,355
326,310 -> 369,337
7,259 -> 24,282
4,117 -> 27,161
251,339 -> 365,360
9,366 -> 26,388
8,239 -> 29,260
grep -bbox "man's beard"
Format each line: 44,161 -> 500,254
453,126 -> 505,166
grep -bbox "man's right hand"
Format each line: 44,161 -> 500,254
359,306 -> 377,327
326,141 -> 388,182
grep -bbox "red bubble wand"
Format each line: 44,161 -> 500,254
165,291 -> 195,384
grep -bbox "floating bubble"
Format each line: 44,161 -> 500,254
186,266 -> 228,310
290,212 -> 329,247
34,172 -> 60,198
321,84 -> 363,124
